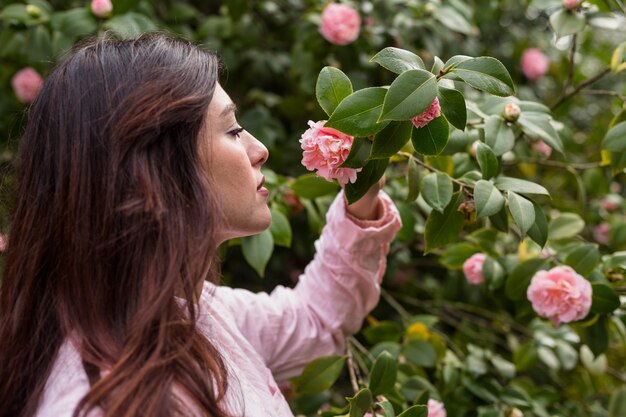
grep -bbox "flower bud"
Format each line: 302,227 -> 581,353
469,141 -> 479,158
506,408 -> 524,417
424,3 -> 437,15
503,103 -> 521,122
26,4 -> 42,17
562,0 -> 583,10
91,0 -> 113,18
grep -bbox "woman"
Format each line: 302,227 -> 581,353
0,33 -> 400,417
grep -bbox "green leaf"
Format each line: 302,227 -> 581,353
326,87 -> 390,137
348,388 -> 373,417
448,57 -> 515,97
507,192 -> 535,236
371,47 -> 425,74
548,212 -> 585,240
421,172 -> 453,213
316,66 -> 353,117
407,158 -> 421,201
379,69 -> 438,121
494,177 -> 550,196
505,258 -> 547,300
483,257 -> 506,290
484,115 -> 515,156
590,283 -> 621,314
564,243 -> 600,276
424,192 -> 465,253
241,229 -> 274,277
377,400 -> 396,417
440,243 -> 480,269
363,321 -> 403,344
476,142 -> 498,179
527,201 -> 548,247
609,387 -> 626,417
341,137 -> 372,169
291,355 -> 347,395
397,405 -> 428,417
601,122 -> 626,151
370,121 -> 413,159
369,351 -> 398,396
290,174 -> 340,199
550,8 -> 586,38
474,180 -> 505,218
411,116 -> 450,156
345,158 -> 389,204
437,87 -> 467,130
489,206 -> 509,232
103,13 -> 158,39
404,340 -> 437,367
269,208 -> 292,247
517,112 -> 564,154
583,315 -> 609,356
0,4 -> 30,23
52,8 -> 98,39
433,5 -> 475,35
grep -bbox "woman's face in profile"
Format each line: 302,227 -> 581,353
202,84 -> 271,242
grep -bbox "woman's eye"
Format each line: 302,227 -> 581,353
228,127 -> 245,138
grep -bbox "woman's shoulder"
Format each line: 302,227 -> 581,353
35,339 -> 96,417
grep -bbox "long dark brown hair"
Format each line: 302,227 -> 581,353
0,32 -> 232,417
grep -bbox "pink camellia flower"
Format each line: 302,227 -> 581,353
462,253 -> 486,285
91,0 -> 113,18
599,196 -> 619,212
527,266 -> 592,326
520,48 -> 549,81
593,223 -> 611,245
319,3 -> 361,46
563,0 -> 582,10
11,68 -> 43,103
531,140 -> 552,157
412,98 -> 441,128
300,120 -> 361,186
428,399 -> 447,417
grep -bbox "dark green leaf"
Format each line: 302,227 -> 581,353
448,57 -> 515,96
583,315 -> 609,356
437,87 -> 467,130
369,351 -> 398,396
407,158 -> 421,201
550,8 -> 586,37
421,172 -> 453,213
527,201 -> 548,247
341,137 -> 372,168
440,243 -> 480,269
548,212 -> 585,240
103,13 -> 158,39
507,191 -> 535,236
433,5 -> 475,35
326,87 -> 390,137
474,180 -> 505,218
609,387 -> 626,417
363,321 -> 403,344
377,400 -> 396,417
483,257 -> 506,290
397,405 -> 428,417
291,355 -> 347,395
348,388 -> 373,417
484,115 -> 515,156
489,206 -> 509,232
404,340 -> 437,367
241,229 -> 274,277
590,283 -> 621,314
476,142 -> 499,179
269,208 -> 292,247
379,69 -> 438,121
371,47 -> 426,74
371,121 -> 413,159
505,258 -> 547,300
518,113 -> 564,154
494,177 -> 550,196
411,116 -> 450,156
345,158 -> 389,204
601,122 -> 626,151
564,243 -> 600,276
290,174 -> 340,199
424,192 -> 465,253
316,66 -> 353,117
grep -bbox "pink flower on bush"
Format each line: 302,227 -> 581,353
300,120 -> 361,186
91,0 -> 112,18
527,266 -> 592,326
463,253 -> 486,285
319,3 -> 361,45
428,399 -> 447,417
531,140 -> 552,157
593,223 -> 611,245
599,197 -> 619,212
563,0 -> 582,9
412,98 -> 441,128
521,48 -> 549,81
11,68 -> 43,103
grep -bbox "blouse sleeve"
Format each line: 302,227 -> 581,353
212,190 -> 402,382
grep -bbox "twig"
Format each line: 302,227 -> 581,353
381,288 -> 411,321
566,34 -> 577,89
346,340 -> 360,395
552,68 -> 612,110
584,89 -> 626,102
399,152 -> 474,190
503,157 -> 602,170
348,336 -> 376,362
607,367 -> 626,383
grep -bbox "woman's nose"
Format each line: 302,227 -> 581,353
247,132 -> 269,166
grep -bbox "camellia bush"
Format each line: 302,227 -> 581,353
1,1 -> 626,417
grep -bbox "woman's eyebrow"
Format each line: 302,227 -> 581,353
220,103 -> 237,118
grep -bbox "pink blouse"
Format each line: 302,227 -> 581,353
35,191 -> 401,417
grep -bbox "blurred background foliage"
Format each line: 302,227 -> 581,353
1,1 -> 626,416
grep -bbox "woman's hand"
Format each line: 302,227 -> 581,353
344,176 -> 385,221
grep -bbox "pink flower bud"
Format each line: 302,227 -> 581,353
319,3 -> 361,46
599,196 -> 619,212
562,0 -> 583,10
469,141 -> 479,157
593,223 -> 611,245
300,120 -> 361,186
503,103 -> 521,122
11,67 -> 44,103
411,98 -> 441,129
462,253 -> 486,285
91,0 -> 113,18
427,399 -> 447,417
521,48 -> 549,81
531,140 -> 552,157
527,266 -> 592,326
